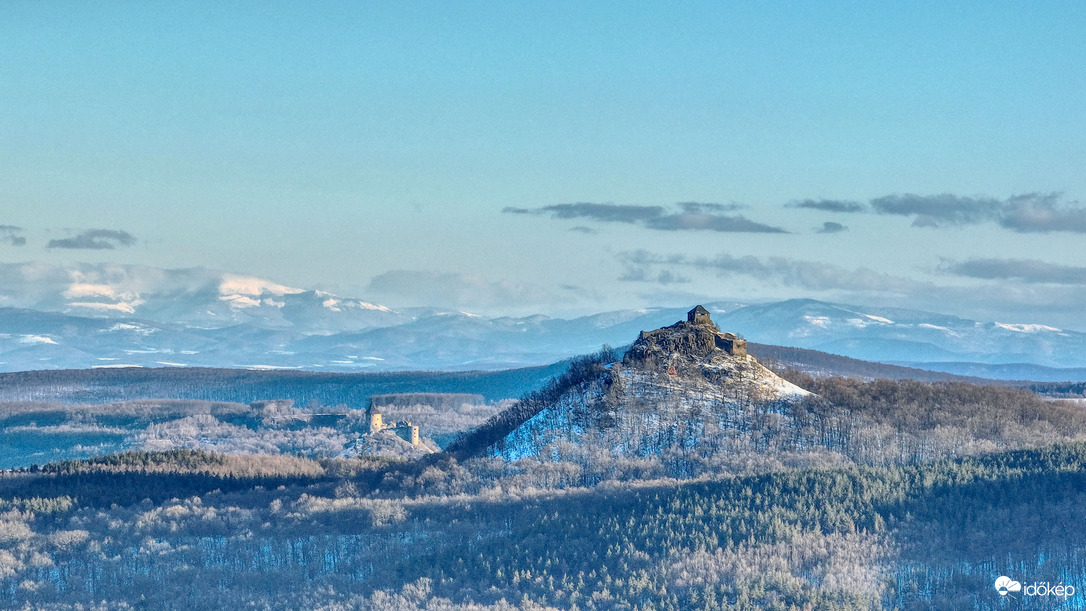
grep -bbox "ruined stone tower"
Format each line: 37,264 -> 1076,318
688,305 -> 712,325
367,400 -> 383,435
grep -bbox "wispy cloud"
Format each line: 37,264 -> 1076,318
503,203 -> 664,223
787,199 -> 867,213
871,193 -> 1003,227
817,222 -> 847,234
47,229 -> 137,250
0,225 -> 26,246
645,212 -> 784,233
505,201 -> 786,233
871,192 -> 1086,232
676,202 -> 746,214
941,258 -> 1086,285
998,193 -> 1086,232
618,250 -> 920,293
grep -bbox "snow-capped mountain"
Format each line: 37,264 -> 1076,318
709,299 -> 1086,369
0,262 -> 404,332
2,263 -> 1086,378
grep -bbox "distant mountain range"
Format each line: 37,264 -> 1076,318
2,262 -> 1086,380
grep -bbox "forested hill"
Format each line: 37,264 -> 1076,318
0,363 -> 567,406
5,441 -> 1086,608
447,315 -> 811,462
446,337 -> 1086,477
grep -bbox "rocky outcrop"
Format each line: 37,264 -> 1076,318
623,320 -> 723,369
623,305 -> 747,371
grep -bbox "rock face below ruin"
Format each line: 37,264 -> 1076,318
624,320 -> 730,369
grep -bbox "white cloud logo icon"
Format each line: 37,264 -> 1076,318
995,576 -> 1022,596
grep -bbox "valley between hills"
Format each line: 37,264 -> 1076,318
1,307 -> 1085,609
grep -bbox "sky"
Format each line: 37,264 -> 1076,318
3,2 -> 1086,327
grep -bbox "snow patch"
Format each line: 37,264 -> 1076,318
916,323 -> 959,337
357,301 -> 392,312
218,294 -> 261,308
104,323 -> 156,336
68,301 -> 139,314
995,322 -> 1061,333
218,274 -> 304,297
862,314 -> 894,324
803,315 -> 831,328
19,335 -> 57,345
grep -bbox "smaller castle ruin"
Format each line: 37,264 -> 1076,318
366,400 -> 420,446
716,331 -> 747,357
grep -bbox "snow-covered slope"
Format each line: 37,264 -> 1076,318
492,312 -> 810,465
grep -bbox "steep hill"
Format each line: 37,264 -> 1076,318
448,308 -> 809,472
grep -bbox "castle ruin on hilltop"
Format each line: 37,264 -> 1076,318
366,400 -> 420,446
625,305 -> 748,370
687,305 -> 747,356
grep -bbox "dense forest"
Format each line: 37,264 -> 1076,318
1,349 -> 1085,608
1,443 -> 1085,608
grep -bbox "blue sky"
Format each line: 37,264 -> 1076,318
3,2 -> 1086,326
